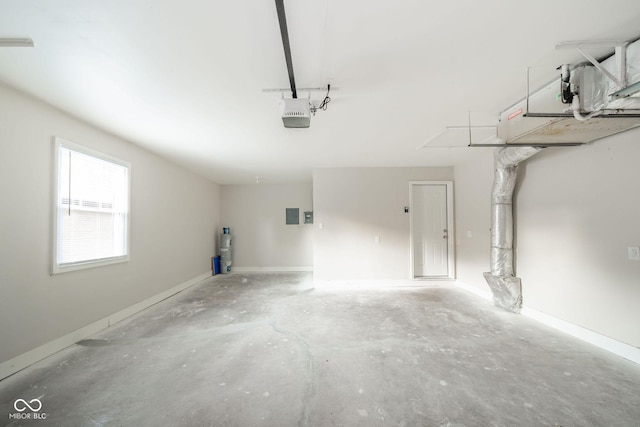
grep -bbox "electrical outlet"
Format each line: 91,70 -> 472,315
629,246 -> 640,261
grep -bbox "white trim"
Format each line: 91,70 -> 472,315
455,280 -> 640,365
314,279 -> 454,289
52,137 -> 132,274
231,266 -> 314,273
455,280 -> 493,301
521,306 -> 640,365
0,272 -> 211,380
409,181 -> 455,280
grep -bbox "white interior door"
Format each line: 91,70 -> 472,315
411,183 -> 451,278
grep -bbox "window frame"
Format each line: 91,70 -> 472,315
52,137 -> 131,274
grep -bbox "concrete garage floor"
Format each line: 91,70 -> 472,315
2,272 -> 640,426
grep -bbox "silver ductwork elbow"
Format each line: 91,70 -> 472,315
484,146 -> 542,313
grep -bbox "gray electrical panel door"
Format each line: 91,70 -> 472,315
285,208 -> 299,225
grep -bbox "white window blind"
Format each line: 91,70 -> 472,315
54,139 -> 130,273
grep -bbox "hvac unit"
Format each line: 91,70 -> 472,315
497,38 -> 640,146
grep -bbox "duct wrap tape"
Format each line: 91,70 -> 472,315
483,273 -> 523,313
485,147 -> 542,312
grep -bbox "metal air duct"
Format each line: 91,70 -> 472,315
484,146 -> 542,312
482,37 -> 640,312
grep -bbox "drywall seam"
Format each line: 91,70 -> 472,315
455,281 -> 640,365
0,272 -> 211,380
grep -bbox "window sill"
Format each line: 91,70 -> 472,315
52,255 -> 130,275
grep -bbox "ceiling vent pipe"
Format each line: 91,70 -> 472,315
483,146 -> 543,312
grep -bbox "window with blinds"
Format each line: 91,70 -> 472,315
53,138 -> 130,273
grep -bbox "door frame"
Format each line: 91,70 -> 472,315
409,181 -> 455,280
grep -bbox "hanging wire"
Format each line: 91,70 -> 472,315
311,84 -> 331,115
317,84 -> 331,110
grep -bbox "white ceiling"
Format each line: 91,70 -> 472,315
1,1 -> 639,184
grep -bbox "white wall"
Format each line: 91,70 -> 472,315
0,83 -> 220,365
517,131 -> 640,347
454,130 -> 640,347
220,183 -> 313,270
313,167 -> 454,281
453,149 -> 494,293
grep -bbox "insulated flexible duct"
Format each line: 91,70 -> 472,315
484,146 -> 542,312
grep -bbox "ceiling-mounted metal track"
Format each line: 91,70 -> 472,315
262,87 -> 334,93
275,0 -> 297,99
0,38 -> 34,47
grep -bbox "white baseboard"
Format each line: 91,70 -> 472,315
314,279 -> 453,289
0,272 -> 211,381
521,306 -> 640,365
231,266 -> 313,273
455,280 -> 640,365
455,280 -> 493,301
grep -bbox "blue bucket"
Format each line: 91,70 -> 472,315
213,256 -> 221,275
